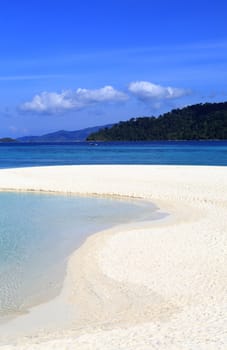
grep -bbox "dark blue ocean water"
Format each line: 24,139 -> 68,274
0,141 -> 227,167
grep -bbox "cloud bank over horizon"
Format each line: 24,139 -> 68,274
20,81 -> 191,115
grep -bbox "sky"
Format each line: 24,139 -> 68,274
0,0 -> 227,137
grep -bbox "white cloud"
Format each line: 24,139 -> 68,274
21,86 -> 128,113
21,91 -> 75,113
20,82 -> 191,114
128,81 -> 190,101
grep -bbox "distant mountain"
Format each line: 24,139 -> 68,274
87,102 -> 227,141
17,124 -> 113,142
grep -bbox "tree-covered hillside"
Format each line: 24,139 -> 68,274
87,102 -> 227,141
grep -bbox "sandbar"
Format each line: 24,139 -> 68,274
0,165 -> 226,349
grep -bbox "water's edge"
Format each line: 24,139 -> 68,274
0,190 -> 166,330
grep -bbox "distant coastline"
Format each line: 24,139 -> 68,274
1,139 -> 227,144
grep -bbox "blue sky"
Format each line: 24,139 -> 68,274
0,0 -> 227,137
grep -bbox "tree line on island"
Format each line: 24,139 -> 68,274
87,102 -> 227,141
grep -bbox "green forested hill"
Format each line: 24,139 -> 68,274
87,102 -> 227,141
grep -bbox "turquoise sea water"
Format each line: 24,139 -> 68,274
0,192 -> 157,319
0,141 -> 227,167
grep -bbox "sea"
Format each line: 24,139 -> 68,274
0,141 -> 226,324
0,140 -> 227,168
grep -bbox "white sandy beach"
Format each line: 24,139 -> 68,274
0,165 -> 226,349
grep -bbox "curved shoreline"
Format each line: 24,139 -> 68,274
0,165 -> 226,349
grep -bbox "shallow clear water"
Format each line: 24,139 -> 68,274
0,192 -> 156,319
0,140 -> 227,167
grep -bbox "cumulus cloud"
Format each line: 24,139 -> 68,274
20,82 -> 191,114
128,81 -> 190,101
21,86 -> 128,113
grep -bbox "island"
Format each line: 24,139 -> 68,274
0,137 -> 16,143
87,102 -> 227,141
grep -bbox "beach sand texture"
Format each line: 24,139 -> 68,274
0,165 -> 226,349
